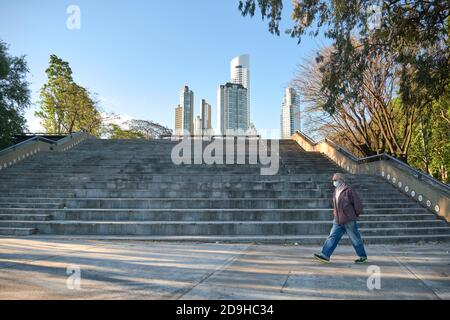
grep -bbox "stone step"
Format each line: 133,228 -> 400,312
0,138 -> 444,244
0,207 -> 430,216
0,227 -> 37,236
0,178 -> 374,187
61,198 -> 422,209
0,203 -> 63,209
0,214 -> 53,221
19,234 -> 450,244
0,176 -> 393,185
6,165 -> 338,170
0,189 -> 410,199
10,159 -> 337,166
0,192 -> 415,201
0,188 -> 400,198
0,179 -> 395,188
9,156 -> 336,163
359,227 -> 450,236
0,185 -> 404,195
0,193 -> 76,198
0,173 -> 370,180
52,210 -> 436,222
70,191 -> 410,199
0,220 -> 447,235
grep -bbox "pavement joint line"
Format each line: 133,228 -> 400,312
280,270 -> 292,293
382,244 -> 442,300
0,240 -> 110,271
174,244 -> 253,300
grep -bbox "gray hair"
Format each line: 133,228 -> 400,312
333,173 -> 345,181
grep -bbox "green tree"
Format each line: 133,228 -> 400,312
238,0 -> 449,118
0,40 -> 30,149
408,86 -> 450,182
35,55 -> 102,136
240,0 -> 449,171
125,119 -> 173,139
106,124 -> 145,139
294,45 -> 418,160
105,118 -> 172,140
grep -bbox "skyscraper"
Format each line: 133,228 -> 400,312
174,105 -> 183,135
280,87 -> 301,139
174,85 -> 194,135
217,82 -> 248,135
201,99 -> 212,131
230,55 -> 250,125
194,115 -> 203,136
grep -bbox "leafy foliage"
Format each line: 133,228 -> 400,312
105,119 -> 172,140
408,85 -> 450,182
239,0 -> 450,181
125,119 -> 173,139
295,46 -> 415,160
35,55 -> 102,136
239,0 -> 450,113
106,124 -> 145,139
0,40 -> 30,149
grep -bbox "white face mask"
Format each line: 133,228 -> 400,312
333,180 -> 341,188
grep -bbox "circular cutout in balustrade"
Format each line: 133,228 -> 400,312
435,205 -> 440,213
418,195 -> 423,202
426,200 -> 431,207
411,191 -> 416,197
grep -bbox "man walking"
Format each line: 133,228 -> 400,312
314,173 -> 368,264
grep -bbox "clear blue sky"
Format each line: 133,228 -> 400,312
0,0 -> 327,136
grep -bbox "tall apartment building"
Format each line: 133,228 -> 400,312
194,115 -> 203,136
174,105 -> 183,135
217,82 -> 248,135
230,54 -> 250,125
201,99 -> 212,131
280,87 -> 301,139
174,85 -> 194,135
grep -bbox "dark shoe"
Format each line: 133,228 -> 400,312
314,253 -> 330,264
354,257 -> 368,264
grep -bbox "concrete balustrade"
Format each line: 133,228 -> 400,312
0,131 -> 92,171
292,131 -> 450,222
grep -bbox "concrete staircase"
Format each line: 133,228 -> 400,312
0,138 -> 449,243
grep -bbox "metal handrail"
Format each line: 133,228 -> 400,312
19,132 -> 69,136
0,136 -> 57,156
295,130 -> 450,192
55,131 -> 84,146
0,131 -> 87,156
166,135 -> 262,139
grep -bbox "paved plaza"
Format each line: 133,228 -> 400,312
0,238 -> 449,299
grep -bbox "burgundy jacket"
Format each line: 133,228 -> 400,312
332,183 -> 364,225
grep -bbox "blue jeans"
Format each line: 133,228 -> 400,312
321,220 -> 367,259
